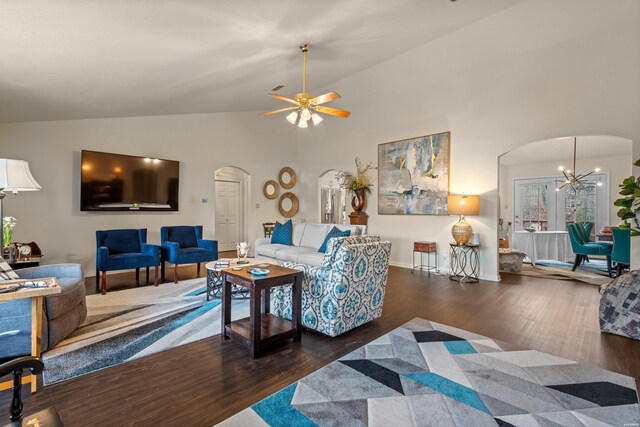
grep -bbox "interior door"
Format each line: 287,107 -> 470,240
215,181 -> 241,252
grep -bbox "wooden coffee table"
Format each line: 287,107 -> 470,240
205,258 -> 271,300
221,264 -> 302,358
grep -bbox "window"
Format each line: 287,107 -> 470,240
513,174 -> 608,234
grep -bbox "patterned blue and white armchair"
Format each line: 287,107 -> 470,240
272,236 -> 392,337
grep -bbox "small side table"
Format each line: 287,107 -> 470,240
221,264 -> 303,358
411,241 -> 437,274
449,243 -> 480,283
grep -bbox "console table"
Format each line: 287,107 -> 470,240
221,264 -> 302,358
449,243 -> 480,283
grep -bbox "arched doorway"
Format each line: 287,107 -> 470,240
318,169 -> 347,224
497,135 -> 632,281
214,166 -> 251,252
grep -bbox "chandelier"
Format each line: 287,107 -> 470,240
556,137 -> 602,192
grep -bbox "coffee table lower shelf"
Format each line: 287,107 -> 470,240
225,314 -> 296,350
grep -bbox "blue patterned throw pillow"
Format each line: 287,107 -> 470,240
271,220 -> 293,245
318,227 -> 351,253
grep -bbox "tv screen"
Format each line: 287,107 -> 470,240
81,150 -> 179,211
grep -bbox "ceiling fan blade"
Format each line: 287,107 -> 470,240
310,92 -> 341,105
268,93 -> 300,106
259,107 -> 298,117
314,105 -> 351,118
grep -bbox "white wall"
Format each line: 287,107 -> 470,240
499,154 -> 631,230
293,0 -> 640,280
0,112 -> 295,274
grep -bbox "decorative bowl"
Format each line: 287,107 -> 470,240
248,268 -> 269,276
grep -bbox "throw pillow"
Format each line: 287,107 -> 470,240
318,227 -> 351,253
271,220 -> 293,245
0,257 -> 20,281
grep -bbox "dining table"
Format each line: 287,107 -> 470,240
511,230 -> 574,266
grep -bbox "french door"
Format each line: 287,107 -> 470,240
513,174 -> 609,235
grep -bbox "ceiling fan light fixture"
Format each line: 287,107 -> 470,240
298,118 -> 308,128
286,111 -> 299,124
300,108 -> 312,122
311,112 -> 323,126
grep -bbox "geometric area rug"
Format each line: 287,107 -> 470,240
218,318 -> 640,426
42,277 -> 248,385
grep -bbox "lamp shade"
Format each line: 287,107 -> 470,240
448,195 -> 480,216
0,159 -> 41,192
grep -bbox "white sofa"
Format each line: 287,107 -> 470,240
255,223 -> 367,266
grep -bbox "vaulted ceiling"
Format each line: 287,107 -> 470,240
0,0 -> 522,123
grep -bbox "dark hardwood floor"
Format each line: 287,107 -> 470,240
2,264 -> 639,426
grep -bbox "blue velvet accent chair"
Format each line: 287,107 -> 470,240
567,223 -> 612,276
611,227 -> 631,276
160,226 -> 218,283
96,229 -> 161,294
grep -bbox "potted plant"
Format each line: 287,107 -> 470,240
336,158 -> 376,213
613,159 -> 640,236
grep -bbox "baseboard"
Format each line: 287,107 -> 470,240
389,261 -> 500,283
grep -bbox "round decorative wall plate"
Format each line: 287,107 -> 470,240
278,192 -> 299,217
278,167 -> 297,189
263,180 -> 280,200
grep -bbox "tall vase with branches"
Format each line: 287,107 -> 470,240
336,158 -> 376,213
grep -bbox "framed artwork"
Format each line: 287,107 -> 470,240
378,131 -> 450,215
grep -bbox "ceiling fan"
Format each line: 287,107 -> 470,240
260,44 -> 351,128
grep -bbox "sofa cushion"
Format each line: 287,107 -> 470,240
271,220 -> 293,246
256,243 -> 291,258
108,253 -> 157,270
318,227 -> 351,253
297,251 -> 326,267
271,246 -> 301,263
292,223 -> 306,247
300,224 -> 329,249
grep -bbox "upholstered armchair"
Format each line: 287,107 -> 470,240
1,264 -> 86,359
567,223 -> 612,276
611,227 -> 631,276
272,236 -> 392,337
96,228 -> 161,294
160,225 -> 218,283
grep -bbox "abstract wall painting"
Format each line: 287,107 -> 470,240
378,131 -> 450,215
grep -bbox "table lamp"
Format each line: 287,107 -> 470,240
447,194 -> 480,245
0,159 -> 41,255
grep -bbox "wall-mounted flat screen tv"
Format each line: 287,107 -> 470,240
81,150 -> 179,211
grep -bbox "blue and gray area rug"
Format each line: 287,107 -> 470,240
219,318 -> 640,426
43,278 -> 248,385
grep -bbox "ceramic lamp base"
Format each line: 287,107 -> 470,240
452,215 -> 473,245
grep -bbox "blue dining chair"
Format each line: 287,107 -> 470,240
96,229 -> 161,294
567,223 -> 612,276
160,226 -> 218,283
611,227 -> 631,276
